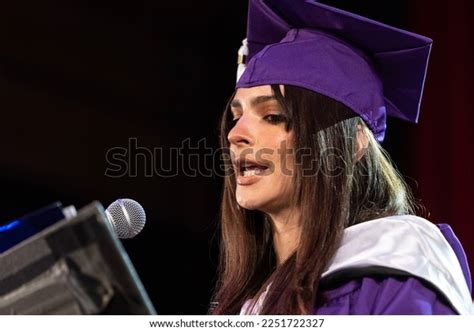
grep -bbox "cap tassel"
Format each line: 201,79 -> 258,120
236,38 -> 248,82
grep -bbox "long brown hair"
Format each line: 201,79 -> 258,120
210,85 -> 415,314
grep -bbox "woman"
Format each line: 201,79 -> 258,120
209,0 -> 473,315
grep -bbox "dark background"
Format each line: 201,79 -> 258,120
0,0 -> 473,314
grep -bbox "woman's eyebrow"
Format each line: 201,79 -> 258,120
230,99 -> 242,109
230,95 -> 277,109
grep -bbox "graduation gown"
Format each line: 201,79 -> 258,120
240,215 -> 473,315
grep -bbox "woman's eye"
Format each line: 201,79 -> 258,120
264,114 -> 286,124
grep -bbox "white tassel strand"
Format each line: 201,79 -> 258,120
236,38 -> 249,82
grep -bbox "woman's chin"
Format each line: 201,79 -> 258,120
236,195 -> 266,211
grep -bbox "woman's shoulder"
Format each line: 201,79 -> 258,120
314,274 -> 457,315
318,214 -> 473,314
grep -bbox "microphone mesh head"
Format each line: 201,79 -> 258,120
105,198 -> 146,238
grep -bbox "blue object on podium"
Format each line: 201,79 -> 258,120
0,202 -> 65,253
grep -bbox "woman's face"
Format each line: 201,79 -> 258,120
228,85 -> 295,214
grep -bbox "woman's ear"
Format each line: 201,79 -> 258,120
355,124 -> 369,161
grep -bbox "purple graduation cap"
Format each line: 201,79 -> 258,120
236,0 -> 433,142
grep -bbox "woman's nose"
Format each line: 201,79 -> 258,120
227,116 -> 254,147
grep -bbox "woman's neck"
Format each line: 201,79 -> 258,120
267,208 -> 301,266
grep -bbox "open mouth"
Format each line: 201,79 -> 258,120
235,159 -> 270,177
241,165 -> 268,177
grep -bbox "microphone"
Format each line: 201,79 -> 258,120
105,198 -> 146,239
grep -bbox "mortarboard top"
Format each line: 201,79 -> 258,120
236,0 -> 433,142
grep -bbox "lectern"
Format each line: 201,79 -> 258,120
0,202 -> 156,314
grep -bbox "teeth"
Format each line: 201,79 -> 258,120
242,168 -> 264,177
